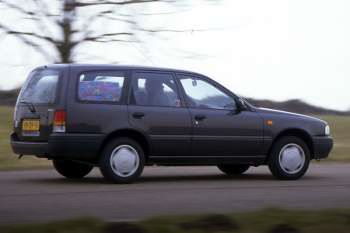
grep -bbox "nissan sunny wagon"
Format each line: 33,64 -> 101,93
11,64 -> 333,183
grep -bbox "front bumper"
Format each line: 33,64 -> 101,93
11,133 -> 104,159
312,136 -> 333,159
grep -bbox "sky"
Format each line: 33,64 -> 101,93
0,0 -> 349,111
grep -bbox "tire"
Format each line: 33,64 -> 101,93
99,137 -> 145,184
217,164 -> 250,175
53,160 -> 93,179
268,136 -> 310,180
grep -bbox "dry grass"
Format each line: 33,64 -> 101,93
318,115 -> 350,162
0,106 -> 349,170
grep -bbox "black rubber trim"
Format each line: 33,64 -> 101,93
148,155 -> 266,165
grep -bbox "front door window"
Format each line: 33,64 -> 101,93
178,75 -> 236,110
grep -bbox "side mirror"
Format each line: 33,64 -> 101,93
236,98 -> 248,112
226,100 -> 241,115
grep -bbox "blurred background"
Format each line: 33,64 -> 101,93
0,1 -> 350,232
0,0 -> 349,169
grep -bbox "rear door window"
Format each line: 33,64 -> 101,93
19,69 -> 60,104
78,71 -> 125,103
130,72 -> 181,107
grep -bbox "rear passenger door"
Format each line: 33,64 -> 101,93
128,71 -> 192,157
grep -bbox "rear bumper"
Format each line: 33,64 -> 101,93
11,134 -> 49,156
11,133 -> 104,159
312,136 -> 333,159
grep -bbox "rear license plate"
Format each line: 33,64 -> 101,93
22,119 -> 40,136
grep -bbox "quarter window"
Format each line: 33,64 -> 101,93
179,75 -> 236,110
78,71 -> 125,102
130,72 -> 181,107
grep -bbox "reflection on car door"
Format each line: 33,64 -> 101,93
177,74 -> 264,157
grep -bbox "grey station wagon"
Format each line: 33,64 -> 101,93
11,64 -> 333,183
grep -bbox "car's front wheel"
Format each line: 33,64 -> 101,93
99,138 -> 145,184
268,136 -> 310,180
53,160 -> 93,179
217,164 -> 250,175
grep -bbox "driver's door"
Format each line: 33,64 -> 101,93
177,74 -> 264,157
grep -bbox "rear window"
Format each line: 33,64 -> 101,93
19,69 -> 60,104
78,71 -> 125,103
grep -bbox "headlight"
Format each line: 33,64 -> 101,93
325,125 -> 330,136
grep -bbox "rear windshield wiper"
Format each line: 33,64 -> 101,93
20,101 -> 36,113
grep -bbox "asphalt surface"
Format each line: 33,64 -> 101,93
1,163 -> 350,224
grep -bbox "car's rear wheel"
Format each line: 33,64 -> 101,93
217,164 -> 250,175
53,160 -> 93,179
99,138 -> 145,184
268,136 -> 310,180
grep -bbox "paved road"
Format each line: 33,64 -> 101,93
1,163 -> 350,224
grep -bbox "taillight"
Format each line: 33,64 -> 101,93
53,110 -> 66,133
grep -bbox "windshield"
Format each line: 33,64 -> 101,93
18,69 -> 60,104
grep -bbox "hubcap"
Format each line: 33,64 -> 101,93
110,145 -> 139,177
278,143 -> 305,174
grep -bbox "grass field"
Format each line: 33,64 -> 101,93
0,106 -> 349,170
2,208 -> 350,233
318,115 -> 350,162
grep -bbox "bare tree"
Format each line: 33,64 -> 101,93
0,0 -> 191,63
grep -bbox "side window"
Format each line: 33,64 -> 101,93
179,75 -> 236,110
78,71 -> 125,103
130,72 -> 181,107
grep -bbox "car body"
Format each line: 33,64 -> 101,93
10,64 -> 333,183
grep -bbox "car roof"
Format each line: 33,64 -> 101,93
43,64 -> 204,76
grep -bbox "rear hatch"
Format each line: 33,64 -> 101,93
13,68 -> 61,142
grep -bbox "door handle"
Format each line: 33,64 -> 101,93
194,114 -> 206,121
132,112 -> 145,119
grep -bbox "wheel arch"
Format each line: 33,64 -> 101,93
267,128 -> 314,162
98,128 -> 150,160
